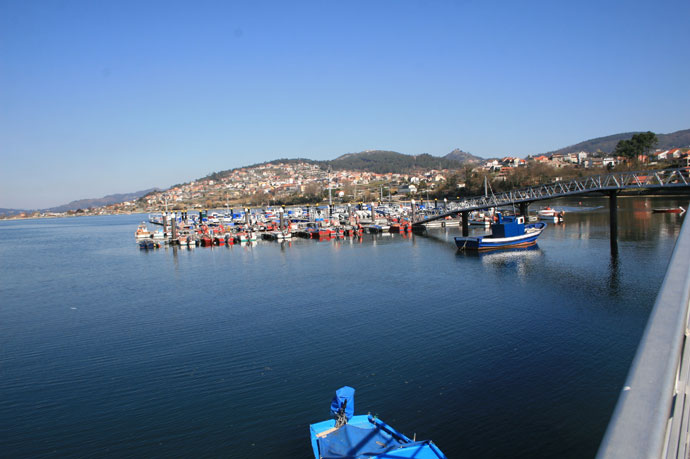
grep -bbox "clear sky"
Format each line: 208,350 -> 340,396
1,0 -> 689,209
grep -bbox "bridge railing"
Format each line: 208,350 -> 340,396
597,217 -> 690,459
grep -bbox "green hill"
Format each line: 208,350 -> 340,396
544,129 -> 690,156
328,150 -> 466,173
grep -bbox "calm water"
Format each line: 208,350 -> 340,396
1,196 -> 688,458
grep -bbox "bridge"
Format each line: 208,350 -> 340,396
411,168 -> 690,241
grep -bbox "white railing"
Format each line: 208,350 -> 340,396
597,216 -> 690,458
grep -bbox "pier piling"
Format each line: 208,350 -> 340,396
171,213 -> 177,241
609,190 -> 618,252
520,202 -> 529,220
461,211 -> 469,236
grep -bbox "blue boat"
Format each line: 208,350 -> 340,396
454,214 -> 547,251
138,239 -> 155,249
310,387 -> 447,459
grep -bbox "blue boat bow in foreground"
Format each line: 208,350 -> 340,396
310,387 -> 447,459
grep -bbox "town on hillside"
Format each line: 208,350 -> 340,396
5,147 -> 690,220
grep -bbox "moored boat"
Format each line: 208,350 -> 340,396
310,387 -> 447,459
134,223 -> 153,239
455,214 -> 547,251
652,206 -> 685,214
538,206 -> 565,222
138,239 -> 156,249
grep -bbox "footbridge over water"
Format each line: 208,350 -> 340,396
412,168 -> 690,243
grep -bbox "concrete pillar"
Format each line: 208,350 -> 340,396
171,213 -> 177,240
462,211 -> 469,237
520,202 -> 529,221
609,190 -> 618,252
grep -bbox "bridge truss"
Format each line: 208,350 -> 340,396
412,168 -> 690,226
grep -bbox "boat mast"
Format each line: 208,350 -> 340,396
328,166 -> 332,207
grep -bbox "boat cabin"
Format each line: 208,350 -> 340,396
490,214 -> 525,238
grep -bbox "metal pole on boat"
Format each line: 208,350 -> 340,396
462,210 -> 469,236
328,166 -> 332,207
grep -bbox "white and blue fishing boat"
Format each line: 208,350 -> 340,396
310,387 -> 447,459
454,213 -> 546,251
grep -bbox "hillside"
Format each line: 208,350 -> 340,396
443,148 -> 483,164
0,208 -> 31,216
207,149 -> 480,181
544,129 -> 690,156
327,150 -> 465,173
47,188 -> 160,212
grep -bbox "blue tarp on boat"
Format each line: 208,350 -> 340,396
317,423 -> 399,458
330,386 -> 355,420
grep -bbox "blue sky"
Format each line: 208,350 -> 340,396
1,0 -> 689,209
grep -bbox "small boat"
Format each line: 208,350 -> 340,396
422,220 -> 444,228
134,223 -> 153,239
138,239 -> 156,250
367,224 -> 386,234
538,207 -> 565,222
468,216 -> 492,227
537,207 -> 564,223
310,387 -> 447,459
652,206 -> 685,214
455,214 -> 547,251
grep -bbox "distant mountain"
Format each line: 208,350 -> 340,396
0,208 -> 31,216
443,148 -> 483,164
544,129 -> 690,156
46,188 -> 160,212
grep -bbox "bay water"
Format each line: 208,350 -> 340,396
1,195 -> 687,458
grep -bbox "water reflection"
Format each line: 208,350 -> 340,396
608,250 -> 620,295
457,245 -> 544,280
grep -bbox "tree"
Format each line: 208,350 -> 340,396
614,131 -> 658,159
